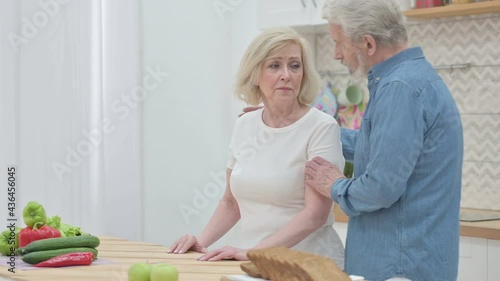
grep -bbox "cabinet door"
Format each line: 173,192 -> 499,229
458,236 -> 487,281
488,239 -> 500,281
257,0 -> 310,29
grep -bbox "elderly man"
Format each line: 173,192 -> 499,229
305,0 -> 464,280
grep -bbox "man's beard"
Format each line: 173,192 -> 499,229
340,51 -> 368,81
351,50 -> 368,80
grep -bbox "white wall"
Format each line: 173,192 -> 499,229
141,0 -> 257,247
0,0 -> 259,246
0,0 -> 142,241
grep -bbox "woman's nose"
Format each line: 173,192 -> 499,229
280,68 -> 290,81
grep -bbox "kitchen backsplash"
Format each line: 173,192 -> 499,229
314,14 -> 500,211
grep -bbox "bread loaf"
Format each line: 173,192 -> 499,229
240,262 -> 262,278
244,247 -> 350,281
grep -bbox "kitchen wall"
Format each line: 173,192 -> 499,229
315,14 -> 500,211
141,0 -> 255,246
0,0 -> 143,240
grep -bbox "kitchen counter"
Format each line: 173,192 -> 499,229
459,208 -> 500,240
334,205 -> 500,240
0,236 -> 246,281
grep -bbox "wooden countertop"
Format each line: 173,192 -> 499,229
459,208 -> 500,240
0,236 -> 246,281
334,205 -> 500,240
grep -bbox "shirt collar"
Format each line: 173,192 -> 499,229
367,47 -> 424,82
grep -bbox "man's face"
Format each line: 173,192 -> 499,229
329,23 -> 368,77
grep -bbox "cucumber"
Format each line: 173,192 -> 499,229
18,236 -> 100,255
21,247 -> 98,264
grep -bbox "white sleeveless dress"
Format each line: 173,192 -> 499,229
227,107 -> 345,269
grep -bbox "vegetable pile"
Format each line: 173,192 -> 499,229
17,235 -> 100,266
0,201 -> 99,267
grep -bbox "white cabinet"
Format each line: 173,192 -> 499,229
488,239 -> 500,281
458,236 -> 488,281
458,236 -> 500,281
257,0 -> 327,29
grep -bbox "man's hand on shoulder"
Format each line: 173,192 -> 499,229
305,156 -> 346,199
239,106 -> 263,117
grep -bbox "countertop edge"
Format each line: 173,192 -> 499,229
333,205 -> 500,240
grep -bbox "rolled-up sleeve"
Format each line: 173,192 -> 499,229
331,82 -> 425,216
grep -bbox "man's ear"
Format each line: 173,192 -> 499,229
363,35 -> 377,56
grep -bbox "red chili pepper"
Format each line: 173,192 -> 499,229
18,225 -> 61,247
35,252 -> 95,267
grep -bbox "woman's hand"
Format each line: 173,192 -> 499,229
168,235 -> 207,254
197,246 -> 249,261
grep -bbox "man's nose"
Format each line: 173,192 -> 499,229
334,46 -> 343,60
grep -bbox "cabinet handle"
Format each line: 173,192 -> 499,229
311,0 -> 317,7
301,0 -> 307,8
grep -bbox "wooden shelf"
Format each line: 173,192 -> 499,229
404,1 -> 500,18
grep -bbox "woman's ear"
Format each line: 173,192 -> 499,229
253,77 -> 260,87
252,73 -> 260,87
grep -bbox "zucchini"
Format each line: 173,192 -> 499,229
22,247 -> 98,264
18,235 -> 100,255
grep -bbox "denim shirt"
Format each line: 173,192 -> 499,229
332,47 -> 463,281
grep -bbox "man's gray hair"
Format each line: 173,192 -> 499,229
322,0 -> 408,47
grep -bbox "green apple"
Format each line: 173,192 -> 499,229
150,263 -> 178,281
128,262 -> 153,281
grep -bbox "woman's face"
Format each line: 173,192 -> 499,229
258,44 -> 303,106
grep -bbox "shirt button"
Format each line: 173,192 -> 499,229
376,77 -> 381,81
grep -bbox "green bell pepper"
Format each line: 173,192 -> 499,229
23,201 -> 47,228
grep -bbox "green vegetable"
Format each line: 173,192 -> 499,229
18,235 -> 100,255
0,227 -> 22,256
21,247 -> 98,264
46,215 -> 89,237
23,201 -> 47,228
343,161 -> 354,178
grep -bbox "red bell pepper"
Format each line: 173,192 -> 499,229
18,225 -> 61,247
35,252 -> 94,267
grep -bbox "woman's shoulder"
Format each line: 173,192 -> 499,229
234,107 -> 263,127
308,107 -> 339,126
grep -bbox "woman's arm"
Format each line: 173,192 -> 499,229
169,168 -> 240,254
197,168 -> 240,247
253,185 -> 333,249
197,187 -> 332,261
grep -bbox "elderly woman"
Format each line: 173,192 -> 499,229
169,26 -> 345,268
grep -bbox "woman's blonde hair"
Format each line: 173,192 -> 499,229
234,26 -> 320,106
